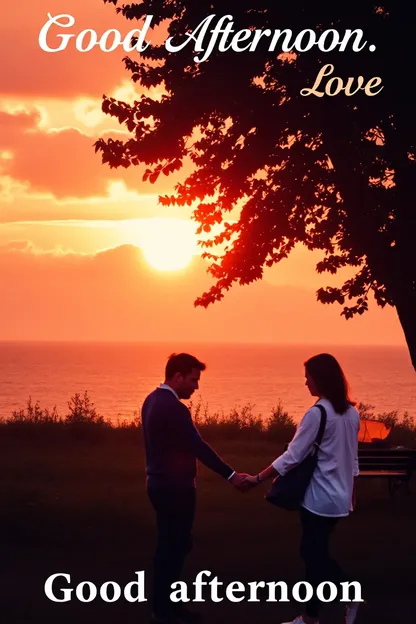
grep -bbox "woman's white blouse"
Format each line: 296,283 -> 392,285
272,398 -> 360,517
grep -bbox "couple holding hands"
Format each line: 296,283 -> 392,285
141,352 -> 360,624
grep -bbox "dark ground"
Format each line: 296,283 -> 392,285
1,431 -> 415,623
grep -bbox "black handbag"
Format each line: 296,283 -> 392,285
265,404 -> 327,511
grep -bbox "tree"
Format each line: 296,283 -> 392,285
97,1 -> 416,370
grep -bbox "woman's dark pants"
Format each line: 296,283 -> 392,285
300,507 -> 346,619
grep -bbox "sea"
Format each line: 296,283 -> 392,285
0,342 -> 414,424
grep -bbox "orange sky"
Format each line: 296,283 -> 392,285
0,1 -> 405,345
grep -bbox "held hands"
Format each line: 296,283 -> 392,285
229,473 -> 261,493
240,475 -> 261,492
229,472 -> 251,491
230,464 -> 276,492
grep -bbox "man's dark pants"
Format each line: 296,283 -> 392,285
148,486 -> 196,618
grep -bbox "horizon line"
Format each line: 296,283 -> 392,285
0,338 -> 406,349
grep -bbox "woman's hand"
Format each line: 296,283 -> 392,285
239,465 -> 279,492
240,475 -> 260,492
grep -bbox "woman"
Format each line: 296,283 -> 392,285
245,353 -> 361,624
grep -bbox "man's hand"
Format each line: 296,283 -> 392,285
230,473 -> 260,492
229,472 -> 252,491
240,475 -> 260,492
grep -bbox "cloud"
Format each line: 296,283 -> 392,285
0,240 -> 39,253
1,1 -> 152,97
0,193 -> 194,224
0,109 -> 125,197
0,243 -> 404,345
0,109 -> 191,200
0,109 -> 42,142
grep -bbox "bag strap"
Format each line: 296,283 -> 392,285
314,404 -> 327,446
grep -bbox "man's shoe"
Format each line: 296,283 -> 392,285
174,605 -> 203,623
345,602 -> 361,624
150,614 -> 183,624
151,608 -> 201,624
280,618 -> 319,624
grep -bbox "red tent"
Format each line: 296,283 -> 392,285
359,419 -> 391,443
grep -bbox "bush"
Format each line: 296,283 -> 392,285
1,394 -> 415,448
189,400 -> 264,440
64,392 -> 109,427
265,402 -> 297,441
6,397 -> 62,425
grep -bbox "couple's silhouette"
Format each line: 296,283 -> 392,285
141,352 -> 360,624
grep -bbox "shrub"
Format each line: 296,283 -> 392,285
1,394 -> 414,448
7,397 -> 61,425
265,402 -> 297,441
64,392 -> 109,427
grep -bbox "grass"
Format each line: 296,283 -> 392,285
0,394 -> 415,623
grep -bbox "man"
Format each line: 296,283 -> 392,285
141,353 -> 247,624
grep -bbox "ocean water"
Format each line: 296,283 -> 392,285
0,341 -> 414,423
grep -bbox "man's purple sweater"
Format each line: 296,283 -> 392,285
141,387 -> 233,488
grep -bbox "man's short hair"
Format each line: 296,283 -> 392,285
165,353 -> 206,379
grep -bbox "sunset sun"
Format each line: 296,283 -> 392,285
138,218 -> 197,271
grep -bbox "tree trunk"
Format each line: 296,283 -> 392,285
393,284 -> 416,372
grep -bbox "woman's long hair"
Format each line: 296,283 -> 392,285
305,353 -> 355,414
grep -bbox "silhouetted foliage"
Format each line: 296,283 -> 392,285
97,1 -> 416,369
65,391 -> 108,427
2,393 -> 416,445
